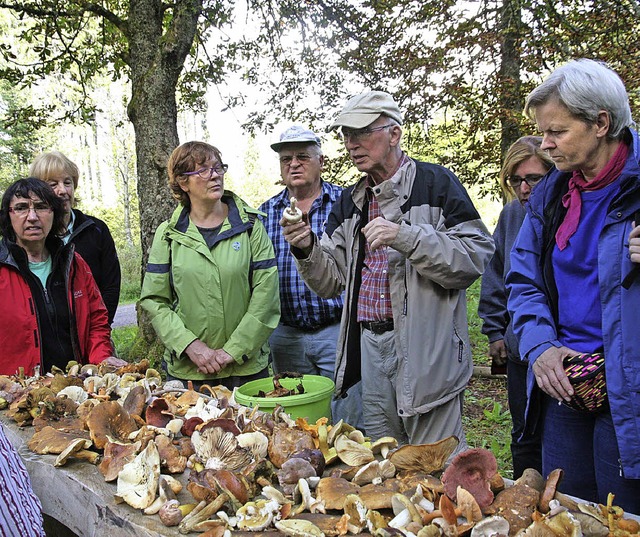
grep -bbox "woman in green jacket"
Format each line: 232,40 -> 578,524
140,141 -> 280,389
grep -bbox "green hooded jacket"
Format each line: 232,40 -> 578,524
140,192 -> 280,380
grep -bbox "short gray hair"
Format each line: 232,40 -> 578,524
525,59 -> 634,140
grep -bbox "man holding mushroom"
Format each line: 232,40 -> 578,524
280,92 -> 494,448
259,125 -> 363,430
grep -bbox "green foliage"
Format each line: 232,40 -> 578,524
0,80 -> 49,190
112,326 -> 164,371
117,243 -> 142,303
240,0 -> 640,198
463,391 -> 513,477
112,326 -> 137,360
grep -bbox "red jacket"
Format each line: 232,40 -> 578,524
0,239 -> 112,376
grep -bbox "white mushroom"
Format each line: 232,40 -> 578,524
114,440 -> 161,509
191,427 -> 252,471
57,385 -> 88,404
282,197 -> 303,224
185,397 -> 225,421
470,515 -> 510,537
143,476 -> 177,515
237,431 -> 269,460
275,519 -> 325,537
165,418 -> 185,436
334,434 -> 375,467
371,436 -> 398,459
236,498 -> 281,531
262,486 -> 291,505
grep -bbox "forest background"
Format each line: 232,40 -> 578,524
0,0 -> 639,355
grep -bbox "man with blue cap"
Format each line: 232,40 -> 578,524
259,125 -> 363,430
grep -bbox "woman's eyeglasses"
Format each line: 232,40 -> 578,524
9,202 -> 53,216
184,164 -> 229,179
506,174 -> 544,188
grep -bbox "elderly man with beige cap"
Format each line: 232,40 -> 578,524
281,92 -> 494,449
259,125 -> 363,430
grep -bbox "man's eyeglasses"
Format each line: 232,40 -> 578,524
279,154 -> 313,166
506,174 -> 544,188
8,202 -> 53,216
340,124 -> 394,142
184,164 -> 229,179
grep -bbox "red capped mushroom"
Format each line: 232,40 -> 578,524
441,448 -> 498,510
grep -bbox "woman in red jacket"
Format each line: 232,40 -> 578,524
0,178 -> 123,376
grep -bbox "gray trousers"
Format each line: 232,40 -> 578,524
360,327 -> 467,453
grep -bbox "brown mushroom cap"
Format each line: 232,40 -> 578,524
539,468 -> 563,513
389,435 -> 459,474
441,448 -> 498,509
28,426 -> 91,454
145,397 -> 174,428
98,440 -> 141,481
86,400 -> 139,449
267,425 -> 316,468
155,434 -> 188,474
122,385 -> 147,418
198,418 -> 241,436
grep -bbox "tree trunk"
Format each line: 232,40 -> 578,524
126,0 -> 202,344
497,0 -> 524,163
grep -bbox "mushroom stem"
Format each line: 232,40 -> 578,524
421,507 -> 463,525
151,388 -> 214,401
178,493 -> 229,534
74,450 -> 101,464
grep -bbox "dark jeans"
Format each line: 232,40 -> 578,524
508,358 -> 542,479
164,367 -> 270,393
542,395 -> 640,513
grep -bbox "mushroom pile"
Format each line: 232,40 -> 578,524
1,363 -> 639,537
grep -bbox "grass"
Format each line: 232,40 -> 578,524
463,279 -> 513,478
112,325 -> 138,360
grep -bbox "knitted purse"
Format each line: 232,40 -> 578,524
562,352 -> 607,412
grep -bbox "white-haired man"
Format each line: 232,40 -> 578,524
281,93 -> 494,448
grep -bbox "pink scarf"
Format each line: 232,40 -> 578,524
556,141 -> 629,250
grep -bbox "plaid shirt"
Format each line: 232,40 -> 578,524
357,180 -> 393,321
259,181 -> 344,330
357,155 -> 410,322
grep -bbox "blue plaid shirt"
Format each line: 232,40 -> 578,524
259,181 -> 344,330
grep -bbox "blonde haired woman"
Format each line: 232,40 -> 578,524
29,151 -> 121,324
478,136 -> 553,478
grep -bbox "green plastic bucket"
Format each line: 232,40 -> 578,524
234,375 -> 335,423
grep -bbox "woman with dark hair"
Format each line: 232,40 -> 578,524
140,142 -> 280,389
478,136 -> 554,479
507,59 -> 640,511
0,178 -> 120,376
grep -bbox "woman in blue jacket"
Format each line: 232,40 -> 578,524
507,59 -> 640,512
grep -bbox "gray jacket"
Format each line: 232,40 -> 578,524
295,158 -> 494,417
